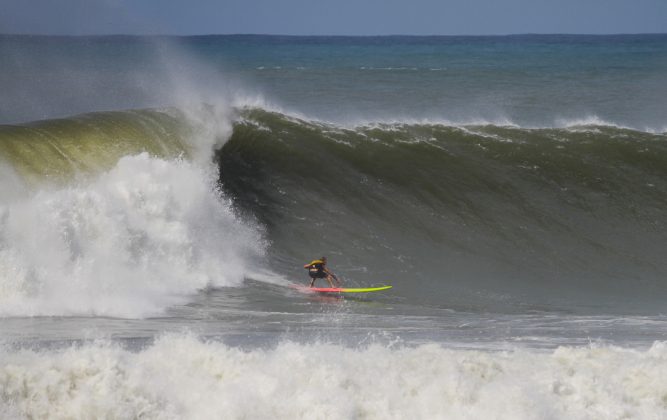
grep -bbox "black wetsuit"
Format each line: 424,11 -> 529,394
307,260 -> 327,279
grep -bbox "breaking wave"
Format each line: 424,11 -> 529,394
1,106 -> 667,315
2,333 -> 667,419
219,109 -> 667,312
0,107 -> 264,317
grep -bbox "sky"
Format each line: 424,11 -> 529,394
1,0 -> 666,36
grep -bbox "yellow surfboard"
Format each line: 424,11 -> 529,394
293,285 -> 392,293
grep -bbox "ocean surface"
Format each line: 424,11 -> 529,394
1,34 -> 667,418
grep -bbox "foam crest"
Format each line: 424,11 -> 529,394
249,107 -> 663,134
2,335 -> 667,419
0,153 -> 264,317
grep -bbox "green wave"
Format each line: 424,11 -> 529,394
0,109 -> 193,185
218,109 -> 667,310
222,109 -> 667,223
2,106 -> 667,309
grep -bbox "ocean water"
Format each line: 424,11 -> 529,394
1,34 -> 667,418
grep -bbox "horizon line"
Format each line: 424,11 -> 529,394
2,32 -> 666,38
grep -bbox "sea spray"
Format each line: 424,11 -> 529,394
0,153 -> 264,317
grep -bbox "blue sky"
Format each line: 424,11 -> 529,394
2,0 -> 666,36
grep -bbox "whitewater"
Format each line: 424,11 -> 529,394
1,34 -> 667,419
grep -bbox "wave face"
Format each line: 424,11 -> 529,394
0,108 -> 264,317
219,109 -> 667,313
1,106 -> 666,316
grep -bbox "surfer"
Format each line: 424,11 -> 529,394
304,256 -> 340,288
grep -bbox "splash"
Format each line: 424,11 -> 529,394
2,334 -> 667,419
0,153 -> 264,317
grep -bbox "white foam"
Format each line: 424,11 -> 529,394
2,334 -> 667,419
337,116 -> 520,131
0,164 -> 28,202
244,104 -> 664,135
0,153 -> 265,318
551,116 -> 667,135
554,115 -> 626,130
0,39 -> 278,318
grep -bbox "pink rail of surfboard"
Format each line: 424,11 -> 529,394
291,285 -> 392,293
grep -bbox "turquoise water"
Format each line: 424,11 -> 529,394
2,34 -> 667,128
